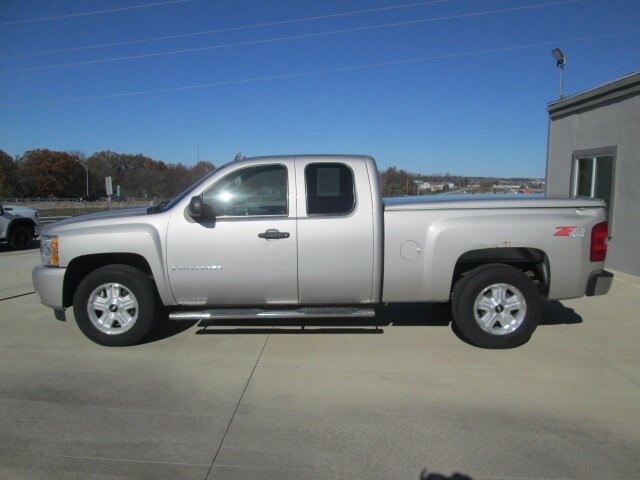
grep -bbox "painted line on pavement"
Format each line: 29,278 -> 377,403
205,332 -> 271,479
0,291 -> 36,302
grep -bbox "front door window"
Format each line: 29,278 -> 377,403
203,164 -> 288,217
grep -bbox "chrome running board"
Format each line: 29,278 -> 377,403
169,307 -> 376,321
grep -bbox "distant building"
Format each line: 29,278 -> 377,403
546,71 -> 640,276
492,184 -> 521,194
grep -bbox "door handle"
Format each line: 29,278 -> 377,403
258,229 -> 290,240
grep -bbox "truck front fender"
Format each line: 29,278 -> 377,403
58,223 -> 175,306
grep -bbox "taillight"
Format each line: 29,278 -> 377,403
590,221 -> 608,262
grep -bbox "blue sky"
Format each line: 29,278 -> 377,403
1,0 -> 639,177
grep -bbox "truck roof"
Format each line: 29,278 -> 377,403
243,154 -> 374,162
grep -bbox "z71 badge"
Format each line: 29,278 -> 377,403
554,226 -> 585,238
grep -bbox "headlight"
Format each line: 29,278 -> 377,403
40,235 -> 59,266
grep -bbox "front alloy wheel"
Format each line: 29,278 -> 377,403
73,265 -> 157,346
87,283 -> 139,335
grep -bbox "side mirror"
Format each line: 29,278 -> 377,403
188,195 -> 215,222
188,196 -> 204,218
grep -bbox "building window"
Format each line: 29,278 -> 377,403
305,163 -> 355,215
572,151 -> 615,230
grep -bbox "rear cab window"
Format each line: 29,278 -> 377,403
305,163 -> 355,215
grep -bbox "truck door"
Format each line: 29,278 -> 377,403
295,157 -> 376,304
166,160 -> 298,305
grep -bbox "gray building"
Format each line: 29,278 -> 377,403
546,71 -> 640,276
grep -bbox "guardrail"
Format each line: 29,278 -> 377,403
1,197 -> 166,204
2,199 -> 166,223
39,216 -> 71,225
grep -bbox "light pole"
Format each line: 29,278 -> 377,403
76,158 -> 89,196
551,48 -> 567,98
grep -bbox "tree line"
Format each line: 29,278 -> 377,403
0,149 -> 215,199
0,148 -> 492,200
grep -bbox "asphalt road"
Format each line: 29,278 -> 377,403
0,246 -> 639,480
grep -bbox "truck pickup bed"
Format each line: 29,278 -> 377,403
33,155 -> 612,348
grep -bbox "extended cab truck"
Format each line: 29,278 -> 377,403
32,155 -> 613,348
0,204 -> 40,250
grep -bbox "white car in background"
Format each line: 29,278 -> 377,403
0,204 -> 40,250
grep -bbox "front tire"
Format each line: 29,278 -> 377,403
9,225 -> 33,250
451,264 -> 541,349
73,265 -> 157,346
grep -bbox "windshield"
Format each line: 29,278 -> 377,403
147,165 -> 225,213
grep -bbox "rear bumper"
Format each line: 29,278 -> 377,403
586,270 -> 614,296
32,265 -> 66,310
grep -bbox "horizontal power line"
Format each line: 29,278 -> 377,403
0,0 -> 194,26
0,0 -> 583,74
1,0 -> 453,58
2,29 -> 637,109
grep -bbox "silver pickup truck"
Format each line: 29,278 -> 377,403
32,155 -> 613,348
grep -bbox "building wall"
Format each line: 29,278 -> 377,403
546,93 -> 640,276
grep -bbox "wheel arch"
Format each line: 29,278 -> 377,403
452,247 -> 550,298
63,253 -> 155,308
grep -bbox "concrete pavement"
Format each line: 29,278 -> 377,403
0,243 -> 39,299
0,248 -> 638,479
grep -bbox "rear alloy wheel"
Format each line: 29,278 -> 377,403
9,225 -> 32,250
73,265 -> 157,346
473,283 -> 527,335
451,264 -> 541,348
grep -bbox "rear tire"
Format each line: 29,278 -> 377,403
9,225 -> 32,250
73,265 -> 157,346
451,264 -> 541,349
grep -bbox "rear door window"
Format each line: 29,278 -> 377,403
305,163 -> 355,215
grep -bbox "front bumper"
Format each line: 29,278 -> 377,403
32,265 -> 66,310
586,270 -> 614,296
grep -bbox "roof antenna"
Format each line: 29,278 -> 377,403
234,152 -> 245,162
